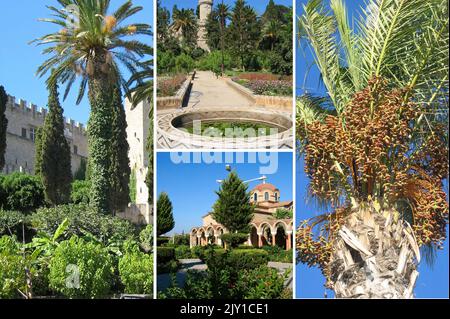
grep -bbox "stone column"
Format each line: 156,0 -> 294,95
271,232 -> 276,247
197,234 -> 202,246
286,231 -> 292,250
257,232 -> 263,248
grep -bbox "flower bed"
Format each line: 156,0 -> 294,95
232,73 -> 292,96
157,74 -> 187,97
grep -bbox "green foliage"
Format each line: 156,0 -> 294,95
30,204 -> 135,245
35,82 -> 72,205
86,80 -> 113,215
157,236 -> 170,246
220,233 -> 249,248
173,234 -> 190,246
236,265 -> 287,299
70,180 -> 91,205
48,236 -> 113,298
157,246 -> 178,274
228,0 -> 261,70
274,208 -> 293,219
0,210 -> 26,238
129,169 -> 137,204
157,192 -> 174,236
262,245 -> 293,263
118,245 -> 153,295
0,173 -> 45,213
212,171 -> 254,234
224,249 -> 269,270
139,224 -> 153,252
73,158 -> 87,181
0,236 -> 27,299
162,247 -> 286,299
109,85 -> 131,213
175,245 -> 192,259
157,51 -> 177,75
157,246 -> 175,263
0,86 -> 8,171
175,53 -> 195,73
197,51 -> 234,75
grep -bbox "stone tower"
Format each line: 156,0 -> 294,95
197,0 -> 213,51
119,98 -> 152,225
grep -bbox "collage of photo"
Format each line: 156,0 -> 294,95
0,0 -> 448,302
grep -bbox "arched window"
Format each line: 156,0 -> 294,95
274,192 -> 278,201
253,193 -> 258,202
264,192 -> 269,201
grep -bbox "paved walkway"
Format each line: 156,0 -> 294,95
157,259 -> 293,292
185,71 -> 253,109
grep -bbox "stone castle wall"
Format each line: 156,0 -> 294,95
2,95 -> 88,175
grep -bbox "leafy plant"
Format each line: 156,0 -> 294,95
70,180 -> 91,205
0,173 -> 45,213
118,246 -> 153,295
48,236 -> 114,298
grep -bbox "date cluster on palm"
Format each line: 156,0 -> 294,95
296,78 -> 449,299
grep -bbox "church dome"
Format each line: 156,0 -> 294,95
252,183 -> 279,192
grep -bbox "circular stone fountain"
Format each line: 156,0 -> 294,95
157,107 -> 293,149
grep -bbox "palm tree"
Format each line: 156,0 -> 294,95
33,0 -> 151,214
217,2 -> 231,75
296,0 -> 448,298
263,20 -> 282,51
171,8 -> 197,46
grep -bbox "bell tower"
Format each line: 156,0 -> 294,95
197,0 -> 213,51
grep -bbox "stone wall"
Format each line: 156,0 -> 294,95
225,78 -> 293,112
2,95 -> 88,175
157,74 -> 194,111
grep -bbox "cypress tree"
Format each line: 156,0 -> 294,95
228,0 -> 260,71
0,86 -> 8,171
157,192 -> 174,236
36,83 -> 72,205
212,171 -> 254,233
109,85 -> 131,214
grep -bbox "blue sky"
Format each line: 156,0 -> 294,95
157,152 -> 293,235
295,0 -> 449,299
0,0 -> 153,125
160,0 -> 293,16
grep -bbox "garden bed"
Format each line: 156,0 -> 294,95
157,72 -> 194,110
225,73 -> 293,112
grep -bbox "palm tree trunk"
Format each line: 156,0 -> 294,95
329,206 -> 420,299
87,52 -> 113,215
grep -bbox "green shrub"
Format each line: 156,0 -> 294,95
0,173 -> 45,213
119,250 -> 153,295
175,245 -> 192,259
173,234 -> 190,246
236,265 -> 287,299
161,247 -> 287,300
228,249 -> 269,270
220,233 -> 249,248
48,236 -> 114,298
262,246 -> 293,263
0,236 -> 27,298
175,53 -> 195,73
273,208 -> 293,219
139,224 -> 153,252
30,204 -> 135,245
0,210 -> 26,237
157,246 -> 178,274
197,51 -> 235,75
157,246 -> 175,264
157,236 -> 170,246
158,51 -> 176,74
70,180 -> 90,204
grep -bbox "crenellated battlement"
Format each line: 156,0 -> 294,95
7,94 -> 86,135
